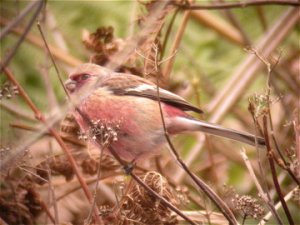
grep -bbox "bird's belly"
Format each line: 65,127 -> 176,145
75,94 -> 168,161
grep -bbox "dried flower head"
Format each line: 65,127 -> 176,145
115,171 -> 179,225
78,119 -> 120,148
35,156 -> 74,183
292,187 -> 300,202
81,154 -> 120,175
248,93 -> 281,119
232,194 -> 265,220
0,82 -> 19,100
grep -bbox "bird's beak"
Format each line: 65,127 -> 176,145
64,79 -> 77,93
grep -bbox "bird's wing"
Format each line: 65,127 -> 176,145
100,74 -> 203,114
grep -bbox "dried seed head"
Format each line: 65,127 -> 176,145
115,171 -> 179,225
232,194 -> 265,220
0,82 -> 19,100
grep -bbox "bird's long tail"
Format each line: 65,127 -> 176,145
174,117 -> 265,147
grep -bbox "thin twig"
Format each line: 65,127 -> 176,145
214,0 -> 251,45
0,0 -> 44,72
10,122 -> 86,147
263,115 -> 294,225
85,145 -> 105,224
163,9 -> 191,81
36,22 -> 70,97
250,48 -> 300,185
208,7 -> 300,122
46,160 -> 59,225
0,101 -> 36,122
239,148 -> 284,225
248,104 -> 284,225
154,48 -> 238,224
174,0 -> 300,10
260,186 -> 299,225
0,1 -> 38,40
160,8 -> 180,60
240,149 -> 265,195
0,17 -> 82,66
1,66 -> 101,224
75,109 -> 197,225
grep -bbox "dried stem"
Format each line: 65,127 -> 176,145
260,186 -> 299,225
156,62 -> 237,224
9,122 -> 86,147
1,66 -> 102,224
0,17 -> 83,66
75,109 -> 197,225
163,9 -> 191,80
251,48 -> 300,185
0,0 -> 44,72
174,0 -> 300,10
0,1 -> 38,40
214,0 -> 251,45
190,10 -> 244,46
263,115 -> 294,225
0,102 -> 36,122
240,148 -> 283,224
46,162 -> 59,225
208,7 -> 300,122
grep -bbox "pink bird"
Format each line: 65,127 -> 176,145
65,63 -> 265,162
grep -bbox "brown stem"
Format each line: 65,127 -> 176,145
263,116 -> 294,225
0,1 -> 38,40
0,18 -> 82,67
0,102 -> 36,122
0,0 -> 44,72
160,8 -> 180,60
33,185 -> 57,224
214,0 -> 251,45
163,9 -> 191,81
248,107 -> 284,225
155,75 -> 237,224
9,122 -> 86,147
2,66 -> 102,224
75,108 -> 196,225
174,0 -> 300,10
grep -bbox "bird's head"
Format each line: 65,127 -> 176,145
65,63 -> 111,97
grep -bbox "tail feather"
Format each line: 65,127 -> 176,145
175,117 -> 265,147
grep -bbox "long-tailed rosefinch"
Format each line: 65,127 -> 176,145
65,63 -> 265,161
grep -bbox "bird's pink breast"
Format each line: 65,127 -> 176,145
73,89 -> 192,161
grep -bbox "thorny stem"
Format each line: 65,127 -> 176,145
1,66 -> 102,225
75,109 -> 197,225
0,0 -> 44,73
263,116 -> 294,225
173,0 -> 300,10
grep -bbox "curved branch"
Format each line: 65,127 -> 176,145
174,0 -> 300,10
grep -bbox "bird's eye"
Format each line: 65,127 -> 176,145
81,74 -> 91,80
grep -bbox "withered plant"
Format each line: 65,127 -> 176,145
0,1 -> 299,225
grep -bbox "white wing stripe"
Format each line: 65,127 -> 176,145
125,84 -> 186,101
